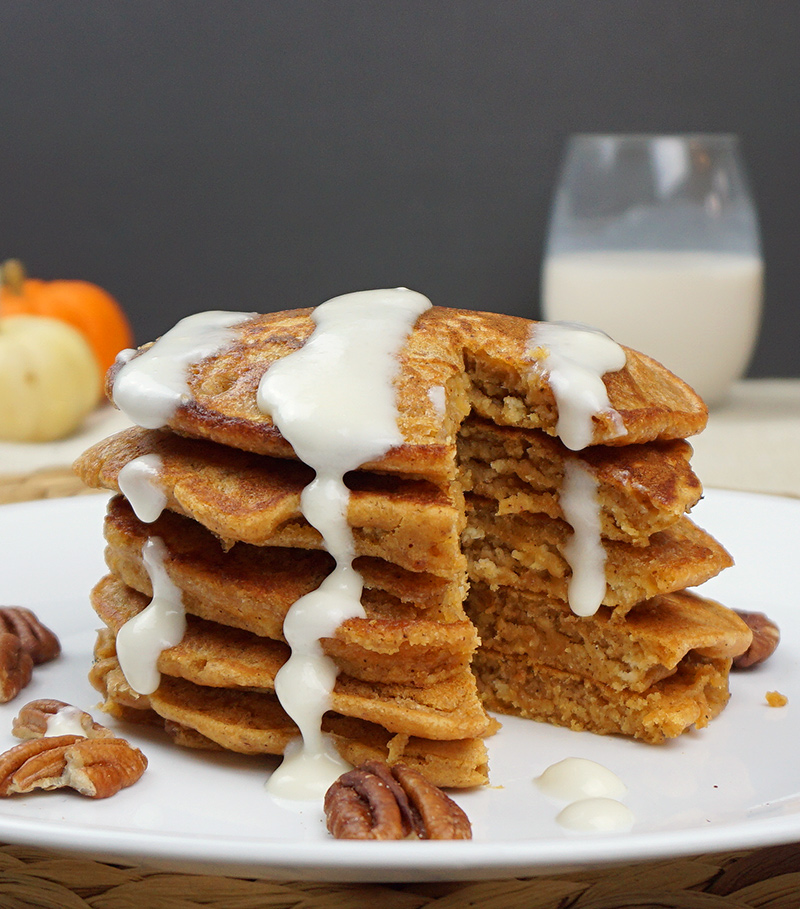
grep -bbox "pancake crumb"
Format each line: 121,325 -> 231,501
766,690 -> 788,707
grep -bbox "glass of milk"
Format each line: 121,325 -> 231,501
541,134 -> 763,406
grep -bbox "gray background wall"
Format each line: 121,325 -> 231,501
0,1 -> 798,376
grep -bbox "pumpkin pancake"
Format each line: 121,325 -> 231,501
473,649 -> 733,744
89,631 -> 491,789
91,576 -> 492,742
101,495 -> 474,683
466,585 -> 752,693
458,417 -> 703,543
464,497 -> 733,613
77,428 -> 465,576
75,301 -> 749,783
103,307 -> 707,479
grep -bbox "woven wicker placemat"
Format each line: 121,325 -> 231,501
0,467 -> 94,505
1,472 -> 798,908
0,842 -> 799,909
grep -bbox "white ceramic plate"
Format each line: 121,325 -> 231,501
0,489 -> 797,882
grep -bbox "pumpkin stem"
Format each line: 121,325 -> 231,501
1,259 -> 27,295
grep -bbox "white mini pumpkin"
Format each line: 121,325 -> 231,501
0,315 -> 101,442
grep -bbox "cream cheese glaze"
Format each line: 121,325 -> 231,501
529,321 -> 627,452
111,310 -> 254,429
115,537 -> 187,695
118,454 -> 167,524
45,705 -> 90,738
560,460 -> 607,617
528,322 -> 627,617
556,797 -> 635,833
535,757 -> 626,802
536,757 -> 634,833
110,311 -> 253,698
257,288 -> 432,799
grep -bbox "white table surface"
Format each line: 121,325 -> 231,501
691,378 -> 800,498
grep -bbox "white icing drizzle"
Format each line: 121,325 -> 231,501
530,322 -> 627,452
556,797 -> 635,833
45,705 -> 89,738
118,454 -> 167,523
535,757 -> 627,802
560,460 -> 607,616
536,757 -> 634,833
116,537 -> 187,695
111,310 -> 254,429
257,288 -> 432,799
530,322 -> 626,617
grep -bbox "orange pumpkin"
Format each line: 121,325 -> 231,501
0,260 -> 134,388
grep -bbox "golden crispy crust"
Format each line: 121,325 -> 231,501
90,641 -> 492,789
104,307 -> 707,478
75,429 -> 466,576
99,497 -> 477,683
101,494 -> 464,623
90,577 -> 491,741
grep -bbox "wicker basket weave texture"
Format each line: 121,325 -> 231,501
1,843 -> 800,909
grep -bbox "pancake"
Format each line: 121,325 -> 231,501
75,298 -> 747,788
473,648 -> 732,744
466,584 -> 752,693
101,496 -> 474,683
89,631 -> 491,789
103,308 -> 708,480
464,497 -> 733,613
458,417 -> 703,543
91,577 -> 492,741
77,428 -> 465,576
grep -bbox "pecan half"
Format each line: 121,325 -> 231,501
0,734 -> 147,798
324,760 -> 471,840
0,633 -> 33,703
391,763 -> 473,840
12,699 -> 112,741
733,611 -> 780,669
0,607 -> 60,665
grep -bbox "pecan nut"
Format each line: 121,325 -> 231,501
0,734 -> 147,799
0,633 -> 34,703
12,699 -> 112,741
0,607 -> 60,665
733,610 -> 780,669
324,760 -> 471,840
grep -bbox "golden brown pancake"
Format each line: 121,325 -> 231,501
101,496 -> 475,683
459,417 -> 703,543
91,577 -> 492,741
103,307 -> 708,479
466,584 -> 752,693
464,496 -> 732,612
76,428 -> 465,576
89,631 -> 492,789
75,303 -> 747,779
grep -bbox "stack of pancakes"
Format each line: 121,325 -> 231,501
75,305 -> 751,788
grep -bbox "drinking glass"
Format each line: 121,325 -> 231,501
540,134 -> 763,406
